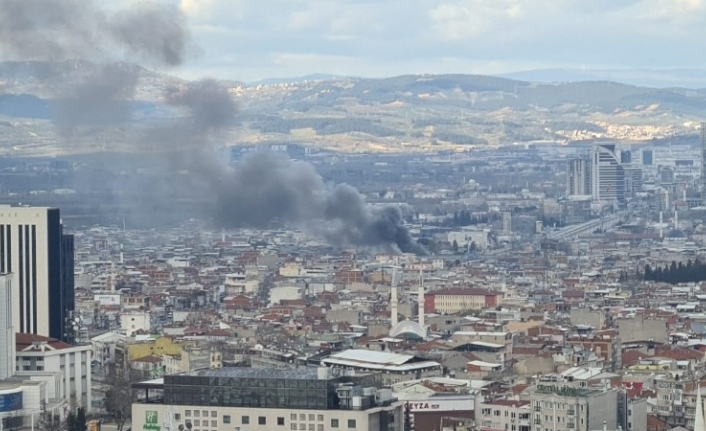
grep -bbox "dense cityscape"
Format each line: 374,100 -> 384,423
4,1 -> 706,431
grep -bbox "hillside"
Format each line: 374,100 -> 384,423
0,62 -> 704,155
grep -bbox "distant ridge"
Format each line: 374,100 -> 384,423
250,74 -> 348,86
497,68 -> 706,89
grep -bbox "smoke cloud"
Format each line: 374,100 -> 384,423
0,0 -> 192,132
0,0 -> 425,254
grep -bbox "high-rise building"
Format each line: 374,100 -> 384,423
567,158 -> 592,196
702,122 -> 706,204
592,144 -> 626,203
0,206 -> 74,341
0,273 -> 14,380
642,148 -> 654,165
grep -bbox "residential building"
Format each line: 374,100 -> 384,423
529,379 -> 619,431
131,368 -> 402,431
0,273 -> 14,380
15,332 -> 92,410
0,206 -> 75,341
476,399 -> 531,431
567,158 -> 592,197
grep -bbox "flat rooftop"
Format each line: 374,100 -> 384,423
182,368 -> 322,380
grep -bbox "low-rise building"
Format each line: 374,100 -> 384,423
132,368 -> 402,431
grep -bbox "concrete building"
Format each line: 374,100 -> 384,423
131,368 -> 402,431
476,399 -> 531,431
424,288 -> 503,314
0,274 -> 14,380
0,206 -> 75,341
121,311 -> 151,336
567,158 -> 592,197
15,332 -> 92,410
592,144 -> 626,203
529,379 -> 619,431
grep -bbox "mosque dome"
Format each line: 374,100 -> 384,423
389,319 -> 427,339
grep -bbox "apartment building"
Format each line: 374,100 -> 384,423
529,379 -> 618,431
476,399 -> 531,431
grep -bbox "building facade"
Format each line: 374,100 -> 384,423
15,332 -> 92,409
0,206 -> 74,340
424,288 -> 503,314
567,158 -> 592,197
0,274 -> 14,380
592,144 -> 626,203
529,380 -> 619,431
132,368 -> 402,431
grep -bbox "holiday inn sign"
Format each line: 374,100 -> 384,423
144,411 -> 160,431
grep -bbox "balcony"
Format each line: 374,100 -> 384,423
567,410 -> 575,416
534,406 -> 542,412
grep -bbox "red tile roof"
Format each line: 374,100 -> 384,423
16,332 -> 71,351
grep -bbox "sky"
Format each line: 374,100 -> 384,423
176,0 -> 706,82
62,0 -> 706,82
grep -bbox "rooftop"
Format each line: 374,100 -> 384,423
183,367 -> 323,380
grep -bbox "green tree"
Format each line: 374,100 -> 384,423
452,240 -> 459,253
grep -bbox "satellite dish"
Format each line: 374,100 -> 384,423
186,423 -> 192,430
178,425 -> 184,431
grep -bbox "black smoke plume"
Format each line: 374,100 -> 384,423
0,0 -> 192,131
0,0 -> 425,254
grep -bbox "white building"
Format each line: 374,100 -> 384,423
121,312 -> 151,336
90,331 -> 127,371
476,399 -> 531,431
321,349 -> 442,385
15,332 -> 92,410
132,368 -> 402,431
0,206 -> 74,341
592,144 -> 626,203
0,274 -> 15,380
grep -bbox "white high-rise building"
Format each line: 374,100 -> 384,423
0,206 -> 75,340
592,144 -> 626,203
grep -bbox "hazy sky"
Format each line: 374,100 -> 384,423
175,0 -> 706,82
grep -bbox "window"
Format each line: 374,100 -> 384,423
300,414 -> 305,421
202,411 -> 208,418
242,416 -> 249,425
299,425 -> 305,430
308,425 -> 314,431
309,415 -> 315,421
175,415 -> 181,421
258,417 -> 266,425
195,411 -> 200,418
291,425 -> 296,430
291,414 -> 297,420
331,419 -> 339,428
223,416 -> 230,424
317,426 -> 323,431
194,421 -> 200,426
210,421 -> 216,427
211,412 -> 217,418
278,418 -> 285,426
347,420 -> 356,428
37,366 -> 44,371
317,415 -> 323,422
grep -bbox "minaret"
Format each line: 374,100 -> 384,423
418,268 -> 425,327
418,285 -> 425,328
696,384 -> 705,431
390,267 -> 398,327
675,210 -> 679,230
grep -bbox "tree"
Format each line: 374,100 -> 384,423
39,401 -> 67,431
104,370 -> 135,431
67,408 -> 87,431
452,240 -> 459,253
